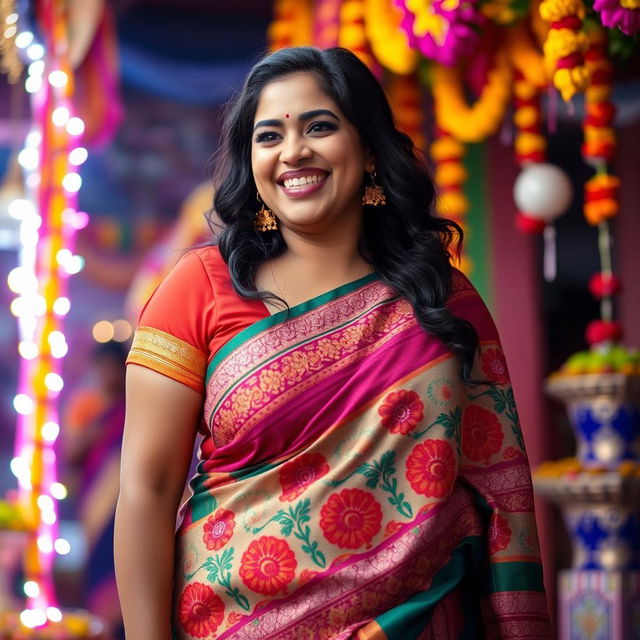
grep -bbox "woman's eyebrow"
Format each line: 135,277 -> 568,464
253,109 -> 340,132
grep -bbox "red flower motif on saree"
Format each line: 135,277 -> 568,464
320,488 -> 382,549
378,390 -> 424,435
405,439 -> 456,498
202,508 -> 235,551
239,536 -> 297,596
279,453 -> 330,502
488,514 -> 512,554
481,348 -> 509,385
177,582 -> 224,638
461,405 -> 504,462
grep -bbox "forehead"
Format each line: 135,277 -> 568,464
253,72 -> 339,121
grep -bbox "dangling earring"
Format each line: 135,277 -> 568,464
255,192 -> 278,232
362,168 -> 386,206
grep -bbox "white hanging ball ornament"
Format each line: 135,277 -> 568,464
513,163 -> 572,222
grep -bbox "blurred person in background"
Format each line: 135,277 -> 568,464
64,340 -> 126,640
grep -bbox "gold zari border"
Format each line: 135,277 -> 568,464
126,326 -> 206,394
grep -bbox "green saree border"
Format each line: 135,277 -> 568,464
205,271 -> 380,384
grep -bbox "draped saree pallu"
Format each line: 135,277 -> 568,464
159,274 -> 549,639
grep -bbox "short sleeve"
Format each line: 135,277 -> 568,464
126,251 -> 216,394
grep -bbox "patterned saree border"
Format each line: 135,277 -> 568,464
205,272 -> 381,384
127,326 -> 207,393
208,298 -> 416,443
204,278 -> 396,423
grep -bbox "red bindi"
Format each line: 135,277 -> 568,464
285,113 -> 290,118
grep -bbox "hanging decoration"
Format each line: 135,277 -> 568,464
539,0 -> 590,102
387,72 -> 425,150
338,0 -> 380,73
267,0 -> 313,51
363,0 -> 417,74
394,0 -> 486,66
314,0 -> 342,48
593,0 -> 640,36
0,0 -> 23,83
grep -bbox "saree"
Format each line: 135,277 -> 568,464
128,254 -> 550,639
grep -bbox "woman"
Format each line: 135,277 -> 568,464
115,47 -> 551,639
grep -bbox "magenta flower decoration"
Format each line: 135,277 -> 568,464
394,0 -> 486,66
593,0 -> 640,36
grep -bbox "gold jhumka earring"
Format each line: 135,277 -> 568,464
255,192 -> 278,232
362,168 -> 386,206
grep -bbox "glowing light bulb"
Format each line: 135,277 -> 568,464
10,298 -> 25,317
51,482 -> 67,499
5,12 -> 17,24
46,607 -> 62,623
25,173 -> 40,189
37,494 -> 55,512
23,581 -> 40,598
48,70 -> 68,87
26,43 -> 44,60
68,147 -> 88,166
4,25 -> 17,38
50,339 -> 68,359
66,117 -> 85,136
112,319 -> 132,342
17,147 -> 39,171
37,536 -> 53,554
25,75 -> 42,94
41,421 -> 60,442
25,130 -> 41,147
8,198 -> 36,220
65,255 -> 85,274
13,394 -> 34,415
18,341 -> 39,360
62,172 -> 82,193
10,457 -> 28,479
28,60 -> 44,76
92,320 -> 114,343
53,297 -> 71,316
15,31 -> 34,48
56,248 -> 72,266
51,106 -> 70,126
44,372 -> 64,392
54,538 -> 71,555
42,510 -> 56,525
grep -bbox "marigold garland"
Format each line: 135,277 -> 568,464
539,0 -> 590,101
431,49 -> 513,143
338,0 -> 380,72
364,0 -> 417,74
268,0 -> 313,51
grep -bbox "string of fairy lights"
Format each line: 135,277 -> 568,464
5,1 -> 88,629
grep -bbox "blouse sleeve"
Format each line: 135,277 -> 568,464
126,251 -> 216,394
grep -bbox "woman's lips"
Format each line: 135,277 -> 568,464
278,174 -> 329,198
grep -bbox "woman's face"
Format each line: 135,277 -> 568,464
251,71 -> 370,233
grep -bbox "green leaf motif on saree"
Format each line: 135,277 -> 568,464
466,386 -> 524,450
251,498 -> 327,568
410,408 -> 461,446
186,548 -> 250,611
329,450 -> 413,519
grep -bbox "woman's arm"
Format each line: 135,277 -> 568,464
114,364 -> 202,640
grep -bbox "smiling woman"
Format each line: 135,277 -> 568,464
115,47 -> 551,640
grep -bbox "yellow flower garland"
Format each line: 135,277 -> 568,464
339,0 -> 377,70
539,0 -> 590,101
268,0 -> 313,51
432,50 -> 513,144
364,0 -> 417,74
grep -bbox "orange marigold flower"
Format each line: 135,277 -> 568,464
279,452 -> 330,502
177,582 -> 225,638
202,508 -> 236,551
378,389 -> 424,435
320,488 -> 383,549
239,536 -> 297,596
405,439 -> 457,498
462,405 -> 504,462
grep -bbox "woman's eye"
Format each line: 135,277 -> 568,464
254,131 -> 280,143
308,121 -> 337,134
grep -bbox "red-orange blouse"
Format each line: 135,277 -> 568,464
126,246 -> 269,394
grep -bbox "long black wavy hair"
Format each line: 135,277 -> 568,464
212,46 -> 479,381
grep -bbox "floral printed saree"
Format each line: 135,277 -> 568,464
132,263 -> 550,639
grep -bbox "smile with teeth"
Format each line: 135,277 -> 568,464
282,174 -> 327,189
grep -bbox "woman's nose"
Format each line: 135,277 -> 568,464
280,134 -> 312,164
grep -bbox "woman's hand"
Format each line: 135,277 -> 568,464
115,364 -> 202,640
